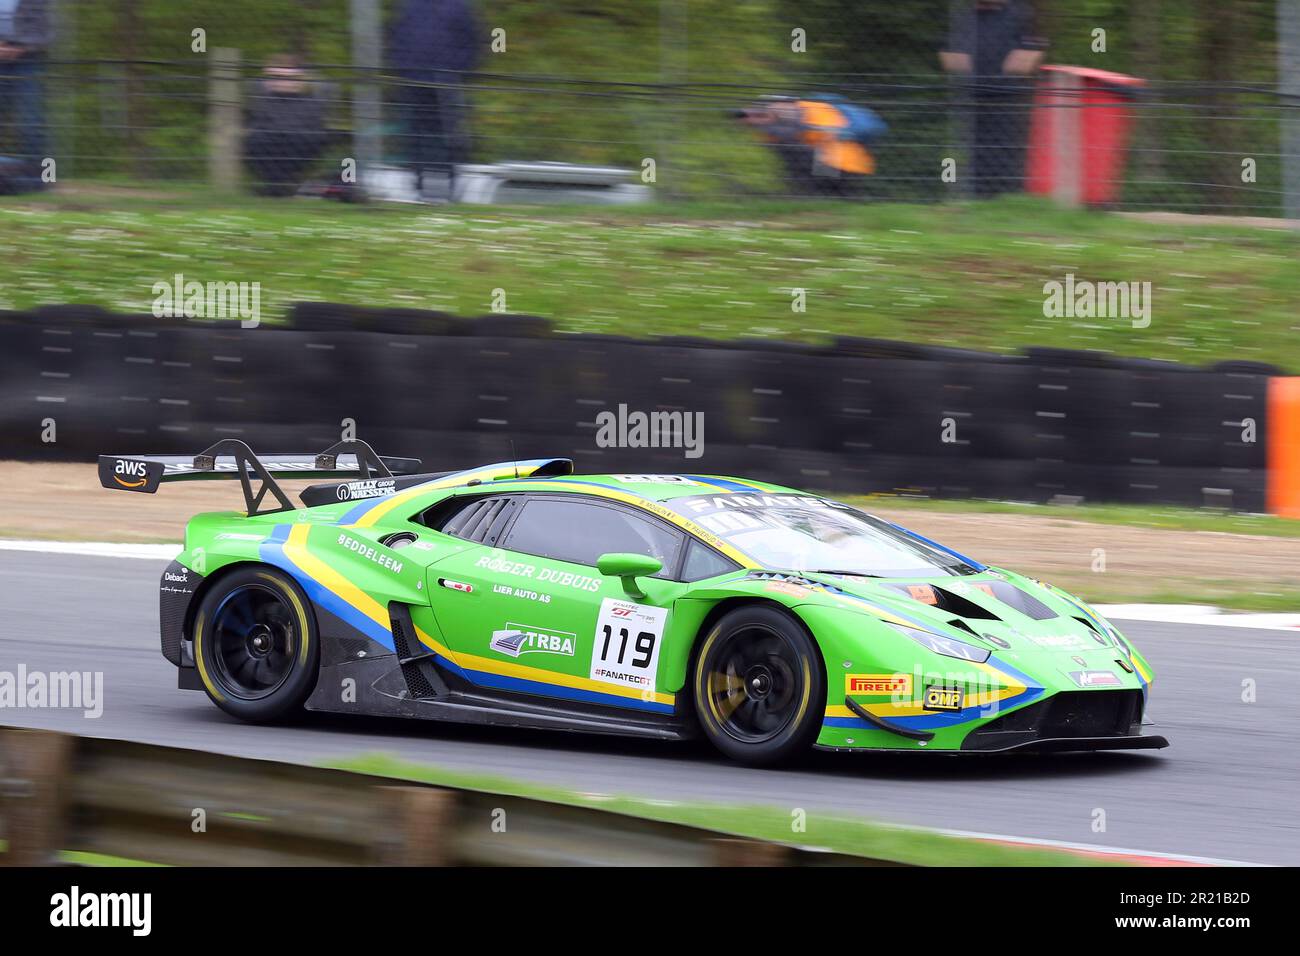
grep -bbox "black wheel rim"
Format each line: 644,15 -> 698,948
209,584 -> 297,700
705,624 -> 804,744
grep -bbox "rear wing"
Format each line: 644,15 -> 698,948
98,439 -> 422,516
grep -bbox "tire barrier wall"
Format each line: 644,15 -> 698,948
0,304 -> 1281,512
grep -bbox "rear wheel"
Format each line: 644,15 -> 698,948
692,605 -> 825,766
192,566 -> 319,722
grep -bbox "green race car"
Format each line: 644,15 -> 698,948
102,439 -> 1166,765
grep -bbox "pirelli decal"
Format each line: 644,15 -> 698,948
845,673 -> 912,696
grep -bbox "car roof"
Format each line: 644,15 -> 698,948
503,473 -> 807,502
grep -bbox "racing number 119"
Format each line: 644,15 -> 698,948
590,599 -> 667,690
600,624 -> 655,669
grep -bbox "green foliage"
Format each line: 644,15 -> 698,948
53,0 -> 791,196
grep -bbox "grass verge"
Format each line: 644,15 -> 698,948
2,191 -> 1298,369
326,754 -> 1116,866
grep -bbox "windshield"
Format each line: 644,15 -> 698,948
670,494 -> 975,578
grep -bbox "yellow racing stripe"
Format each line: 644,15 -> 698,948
282,524 -> 391,634
826,658 -> 1026,717
414,624 -> 675,706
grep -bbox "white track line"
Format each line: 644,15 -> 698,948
1098,603 -> 1300,631
0,539 -> 181,560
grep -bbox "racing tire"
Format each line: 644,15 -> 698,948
692,605 -> 826,766
192,566 -> 320,722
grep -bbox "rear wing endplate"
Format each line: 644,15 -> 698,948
98,439 -> 422,516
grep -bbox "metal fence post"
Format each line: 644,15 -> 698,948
0,729 -> 73,867
658,0 -> 687,200
1281,0 -> 1300,221
208,48 -> 243,193
351,0 -> 384,174
376,786 -> 457,866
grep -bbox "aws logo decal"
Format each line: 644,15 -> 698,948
113,459 -> 150,488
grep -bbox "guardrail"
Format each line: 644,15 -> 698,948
0,729 -> 895,867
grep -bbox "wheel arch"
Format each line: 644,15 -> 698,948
683,596 -> 827,714
183,559 -> 292,643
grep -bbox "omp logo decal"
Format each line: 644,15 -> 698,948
845,673 -> 912,695
113,459 -> 149,488
826,656 -> 1046,729
924,686 -> 964,711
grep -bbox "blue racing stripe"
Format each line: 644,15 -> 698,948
425,644 -> 674,714
885,521 -> 987,571
259,525 -> 395,651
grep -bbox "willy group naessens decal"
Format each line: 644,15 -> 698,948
101,439 -> 1167,766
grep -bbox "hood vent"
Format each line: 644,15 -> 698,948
890,580 -> 1059,622
947,619 -> 981,638
888,583 -> 1002,621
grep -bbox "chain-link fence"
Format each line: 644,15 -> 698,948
0,0 -> 1295,215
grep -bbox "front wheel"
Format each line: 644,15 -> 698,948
692,605 -> 825,766
192,566 -> 320,722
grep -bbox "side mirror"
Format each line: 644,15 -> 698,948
596,552 -> 662,600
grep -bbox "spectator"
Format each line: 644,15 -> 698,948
940,0 -> 1047,198
389,0 -> 483,202
243,54 -> 332,197
0,0 -> 52,194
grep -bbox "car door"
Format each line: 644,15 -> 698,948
425,493 -> 691,712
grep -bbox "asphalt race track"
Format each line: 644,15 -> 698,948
2,551 -> 1295,864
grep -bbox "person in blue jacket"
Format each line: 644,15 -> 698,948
940,0 -> 1047,198
388,0 -> 484,202
0,0 -> 52,194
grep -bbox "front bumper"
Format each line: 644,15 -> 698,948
960,689 -> 1151,751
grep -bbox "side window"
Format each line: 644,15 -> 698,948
502,497 -> 684,576
432,496 -> 517,546
681,540 -> 739,582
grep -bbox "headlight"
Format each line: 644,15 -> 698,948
1103,622 -> 1132,657
887,622 -> 991,663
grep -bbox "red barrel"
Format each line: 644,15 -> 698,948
1026,66 -> 1145,206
